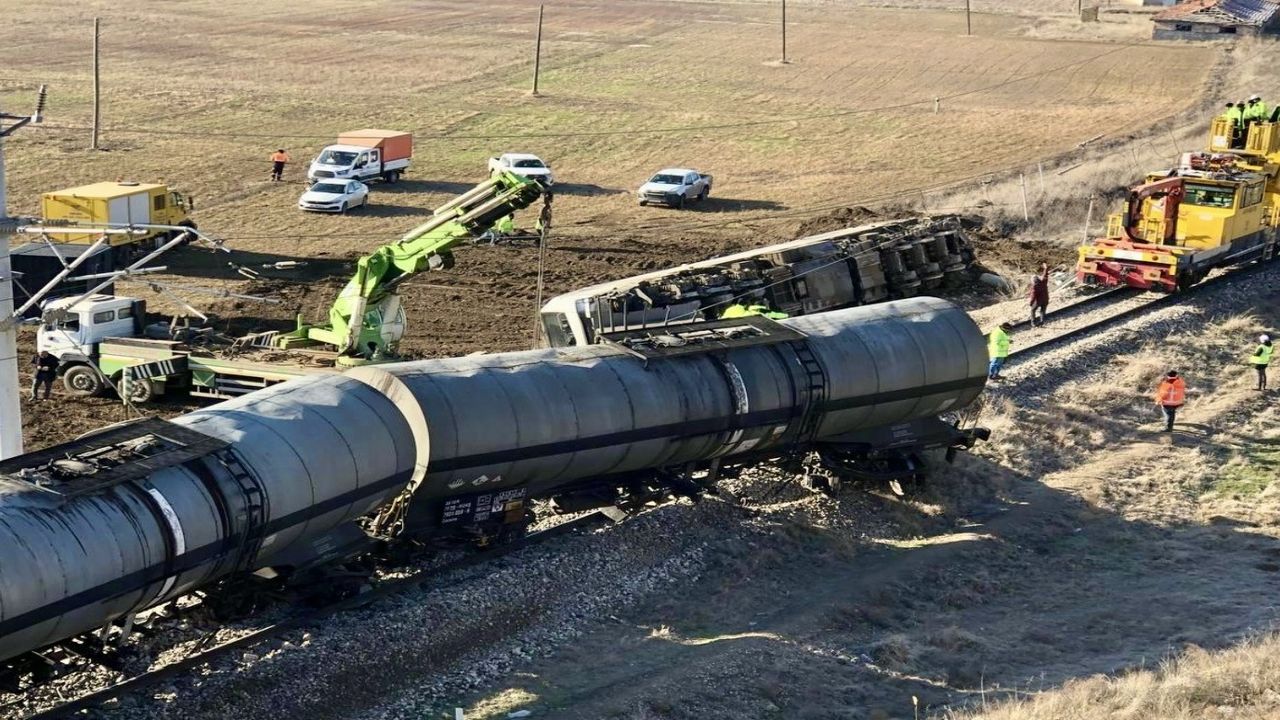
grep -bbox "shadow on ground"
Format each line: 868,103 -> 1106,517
640,197 -> 787,213
462,453 -> 1280,719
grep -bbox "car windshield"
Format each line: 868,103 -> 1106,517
514,158 -> 546,169
650,174 -> 684,184
311,183 -> 347,194
319,150 -> 358,165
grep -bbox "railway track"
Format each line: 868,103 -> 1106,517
5,511 -> 611,720
1008,262 -> 1270,360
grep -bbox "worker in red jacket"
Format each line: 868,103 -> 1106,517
1154,370 -> 1186,433
1029,262 -> 1050,326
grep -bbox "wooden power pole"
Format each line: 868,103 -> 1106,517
92,17 -> 101,150
531,5 -> 544,95
965,0 -> 972,36
781,0 -> 788,63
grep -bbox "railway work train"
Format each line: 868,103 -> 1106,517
0,298 -> 988,666
538,216 -> 976,347
1077,119 -> 1280,291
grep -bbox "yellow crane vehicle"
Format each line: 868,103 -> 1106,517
1076,120 -> 1280,291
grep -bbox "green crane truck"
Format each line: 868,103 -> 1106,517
39,172 -> 548,402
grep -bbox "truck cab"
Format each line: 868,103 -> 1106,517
37,295 -> 146,395
38,295 -> 145,359
310,145 -> 380,181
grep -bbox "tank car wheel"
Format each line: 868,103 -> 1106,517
62,365 -> 104,396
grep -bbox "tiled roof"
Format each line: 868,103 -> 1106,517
1155,0 -> 1280,25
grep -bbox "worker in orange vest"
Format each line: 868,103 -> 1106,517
270,149 -> 290,181
1153,370 -> 1186,433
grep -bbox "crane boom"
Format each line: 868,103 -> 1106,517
276,171 -> 547,361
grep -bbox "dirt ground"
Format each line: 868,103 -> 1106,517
0,0 -> 1213,449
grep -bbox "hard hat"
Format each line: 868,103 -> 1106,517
999,321 -> 1013,330
1250,94 -> 1262,102
1261,334 -> 1271,343
1167,370 -> 1179,378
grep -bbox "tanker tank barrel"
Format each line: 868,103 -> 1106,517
0,297 -> 987,665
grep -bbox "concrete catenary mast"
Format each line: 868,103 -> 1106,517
0,85 -> 46,459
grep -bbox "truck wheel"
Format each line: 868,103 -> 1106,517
698,187 -> 708,201
386,170 -> 401,184
677,195 -> 686,209
1175,270 -> 1202,292
62,365 -> 104,396
122,377 -> 156,404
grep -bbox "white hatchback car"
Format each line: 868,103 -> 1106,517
298,179 -> 370,214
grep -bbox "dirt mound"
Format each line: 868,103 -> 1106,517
793,206 -> 889,236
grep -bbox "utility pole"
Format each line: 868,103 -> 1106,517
781,0 -> 789,63
0,85 -> 47,460
91,18 -> 100,150
965,0 -> 972,36
531,195 -> 552,348
531,5 -> 544,96
1082,196 -> 1095,242
1019,173 -> 1030,222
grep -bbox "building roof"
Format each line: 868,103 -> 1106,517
1155,0 -> 1280,26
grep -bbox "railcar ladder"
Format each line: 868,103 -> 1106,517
216,450 -> 269,573
782,340 -> 829,469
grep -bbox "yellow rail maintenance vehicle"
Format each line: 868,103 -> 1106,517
1077,120 -> 1280,291
40,181 -> 195,255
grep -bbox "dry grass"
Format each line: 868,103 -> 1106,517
980,310 -> 1275,480
0,0 -> 1213,263
871,634 -> 914,671
919,34 -> 1279,274
948,633 -> 1280,720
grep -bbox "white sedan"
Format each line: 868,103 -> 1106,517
298,179 -> 370,214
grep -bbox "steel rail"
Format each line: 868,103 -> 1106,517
1007,263 -> 1269,360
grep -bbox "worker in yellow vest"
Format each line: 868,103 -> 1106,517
987,322 -> 1012,381
1224,103 -> 1246,148
1250,333 -> 1274,391
1244,95 -> 1270,126
721,302 -> 788,320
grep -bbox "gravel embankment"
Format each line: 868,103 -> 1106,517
90,469 -> 900,720
14,264 -> 1278,720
